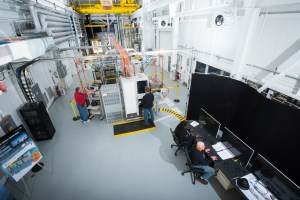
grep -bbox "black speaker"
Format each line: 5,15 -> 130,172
18,102 -> 55,141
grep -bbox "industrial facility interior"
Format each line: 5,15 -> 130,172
0,0 -> 300,200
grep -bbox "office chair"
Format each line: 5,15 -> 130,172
170,128 -> 185,156
181,146 -> 204,184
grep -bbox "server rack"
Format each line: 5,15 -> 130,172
18,102 -> 55,141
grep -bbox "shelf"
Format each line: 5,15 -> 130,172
88,105 -> 100,110
90,110 -> 101,115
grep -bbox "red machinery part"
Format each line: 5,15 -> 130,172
0,81 -> 7,93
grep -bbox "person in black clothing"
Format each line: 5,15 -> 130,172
190,141 -> 218,185
174,121 -> 195,149
142,86 -> 154,126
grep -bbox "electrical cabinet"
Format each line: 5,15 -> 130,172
120,73 -> 149,119
18,102 -> 55,141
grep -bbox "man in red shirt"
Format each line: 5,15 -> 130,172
74,87 -> 95,123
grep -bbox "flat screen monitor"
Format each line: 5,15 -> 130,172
251,154 -> 300,200
137,80 -> 148,94
0,124 -> 42,182
199,108 -> 221,137
221,127 -> 254,167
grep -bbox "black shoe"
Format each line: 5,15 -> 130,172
196,177 -> 208,185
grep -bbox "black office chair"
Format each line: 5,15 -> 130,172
170,128 -> 185,156
181,146 -> 204,184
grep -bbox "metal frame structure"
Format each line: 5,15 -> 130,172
71,0 -> 140,15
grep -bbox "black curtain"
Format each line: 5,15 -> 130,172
187,73 -> 300,185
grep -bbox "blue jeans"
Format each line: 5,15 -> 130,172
143,108 -> 154,125
194,165 -> 215,180
77,105 -> 89,121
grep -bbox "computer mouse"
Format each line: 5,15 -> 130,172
237,178 -> 250,190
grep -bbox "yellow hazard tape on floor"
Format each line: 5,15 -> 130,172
158,108 -> 186,121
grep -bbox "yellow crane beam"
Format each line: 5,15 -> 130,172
72,3 -> 140,15
84,24 -> 107,27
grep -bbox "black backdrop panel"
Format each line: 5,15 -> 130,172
187,74 -> 300,186
187,74 -> 261,142
247,98 -> 300,184
188,74 -> 240,124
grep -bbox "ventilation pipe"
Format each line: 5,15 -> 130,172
54,35 -> 74,44
21,3 -> 75,44
36,11 -> 75,44
23,3 -> 42,33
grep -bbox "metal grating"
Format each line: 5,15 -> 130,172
101,84 -> 123,124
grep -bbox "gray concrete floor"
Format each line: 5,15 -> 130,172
5,63 -> 242,200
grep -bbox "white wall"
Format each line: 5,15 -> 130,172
159,30 -> 172,50
143,18 -> 155,51
29,61 -> 56,108
175,10 -> 300,99
0,74 -> 25,126
178,17 -> 241,61
247,13 -> 300,71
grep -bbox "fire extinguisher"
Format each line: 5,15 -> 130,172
55,85 -> 61,97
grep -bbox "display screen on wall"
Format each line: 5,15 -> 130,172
0,124 -> 42,182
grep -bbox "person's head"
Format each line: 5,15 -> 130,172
196,141 -> 205,151
75,87 -> 82,93
180,120 -> 188,128
175,120 -> 188,133
145,86 -> 151,93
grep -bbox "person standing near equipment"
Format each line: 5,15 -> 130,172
142,86 -> 155,126
74,87 -> 95,123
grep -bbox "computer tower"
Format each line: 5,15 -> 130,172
18,102 -> 55,141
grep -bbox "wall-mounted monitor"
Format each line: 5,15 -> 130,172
199,108 -> 221,137
221,127 -> 254,167
0,124 -> 42,182
251,154 -> 300,200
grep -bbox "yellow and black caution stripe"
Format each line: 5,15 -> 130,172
113,118 -> 156,138
158,108 -> 186,121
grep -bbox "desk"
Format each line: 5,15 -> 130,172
233,173 -> 278,200
187,120 -> 249,193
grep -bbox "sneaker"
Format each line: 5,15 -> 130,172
83,119 -> 91,123
196,177 -> 208,185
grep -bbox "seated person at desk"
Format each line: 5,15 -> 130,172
190,141 -> 218,185
174,121 -> 195,149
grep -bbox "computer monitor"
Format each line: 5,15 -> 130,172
137,80 -> 148,94
199,108 -> 221,137
251,154 -> 300,200
221,127 -> 254,167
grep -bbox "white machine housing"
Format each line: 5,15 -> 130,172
120,73 -> 149,119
